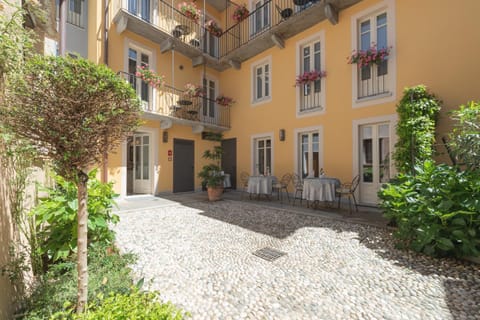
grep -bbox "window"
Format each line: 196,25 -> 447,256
254,137 -> 272,175
296,32 -> 325,115
127,0 -> 151,22
128,47 -> 152,109
204,14 -> 219,58
251,58 -> 271,104
299,131 -> 320,178
56,0 -> 85,28
351,1 -> 395,106
202,77 -> 217,118
251,0 -> 270,36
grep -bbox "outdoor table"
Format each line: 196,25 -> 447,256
302,176 -> 341,205
247,176 -> 277,198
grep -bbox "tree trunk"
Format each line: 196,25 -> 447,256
76,171 -> 89,313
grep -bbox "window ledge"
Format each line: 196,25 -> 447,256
251,97 -> 272,107
353,91 -> 394,108
296,106 -> 325,118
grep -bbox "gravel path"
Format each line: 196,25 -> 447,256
113,199 -> 480,320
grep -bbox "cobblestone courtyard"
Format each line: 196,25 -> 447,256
113,198 -> 480,320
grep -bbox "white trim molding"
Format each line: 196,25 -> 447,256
250,132 -> 274,175
120,126 -> 159,198
293,125 -> 324,176
295,30 -> 326,118
250,55 -> 272,106
352,114 -> 398,201
350,0 -> 396,108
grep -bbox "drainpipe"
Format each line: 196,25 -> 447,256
102,0 -> 109,183
59,0 -> 67,56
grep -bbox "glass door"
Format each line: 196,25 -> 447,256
132,133 -> 151,194
299,132 -> 320,178
202,77 -> 216,120
128,48 -> 151,110
359,123 -> 390,204
255,137 -> 272,175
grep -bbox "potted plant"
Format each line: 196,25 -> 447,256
295,70 -> 327,86
347,42 -> 391,67
178,1 -> 201,23
198,143 -> 225,201
216,94 -> 235,107
135,65 -> 165,89
232,4 -> 249,23
205,19 -> 223,37
184,83 -> 204,98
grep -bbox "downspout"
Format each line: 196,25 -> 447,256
59,0 -> 67,56
102,0 -> 109,183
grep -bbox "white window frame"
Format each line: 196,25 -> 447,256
124,39 -> 156,111
351,0 -> 396,108
293,126 -> 324,178
204,12 -> 220,58
249,0 -> 271,36
250,56 -> 272,106
200,73 -> 219,120
295,30 -> 326,118
120,125 -> 159,198
250,132 -> 274,176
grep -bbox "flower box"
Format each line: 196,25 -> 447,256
205,20 -> 223,37
135,65 -> 165,89
184,83 -> 204,98
348,43 -> 391,68
232,4 -> 249,23
178,1 -> 201,23
216,95 -> 235,107
295,70 -> 326,86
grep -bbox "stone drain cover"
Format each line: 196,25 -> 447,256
252,247 -> 287,262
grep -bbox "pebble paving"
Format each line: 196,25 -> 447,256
113,199 -> 480,320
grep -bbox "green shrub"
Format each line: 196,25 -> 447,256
22,245 -> 136,319
51,288 -> 187,320
379,161 -> 480,257
32,169 -> 119,262
449,101 -> 480,170
394,85 -> 441,175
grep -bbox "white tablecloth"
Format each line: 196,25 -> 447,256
223,174 -> 231,188
302,177 -> 341,202
247,176 -> 277,195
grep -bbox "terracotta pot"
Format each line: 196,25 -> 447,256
207,186 -> 224,201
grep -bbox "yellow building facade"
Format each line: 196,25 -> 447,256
83,0 -> 480,205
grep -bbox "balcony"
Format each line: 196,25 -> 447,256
356,62 -> 390,100
112,0 -> 361,70
113,0 -> 205,65
218,0 -> 361,66
118,72 -> 231,131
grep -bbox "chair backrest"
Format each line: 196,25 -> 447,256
240,171 -> 250,185
292,173 -> 303,189
350,175 -> 360,192
280,173 -> 292,186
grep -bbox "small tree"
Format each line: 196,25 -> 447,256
393,85 -> 441,175
1,55 -> 141,312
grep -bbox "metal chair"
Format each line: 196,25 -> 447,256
272,173 -> 292,203
292,173 -> 304,206
239,171 -> 250,199
336,175 -> 360,214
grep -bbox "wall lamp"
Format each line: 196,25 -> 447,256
162,131 -> 169,143
279,129 -> 286,141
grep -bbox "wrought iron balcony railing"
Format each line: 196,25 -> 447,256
118,71 -> 231,129
357,61 -> 390,100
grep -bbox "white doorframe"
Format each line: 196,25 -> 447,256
250,132 -> 274,175
293,125 -> 324,177
352,114 -> 397,204
120,126 -> 159,198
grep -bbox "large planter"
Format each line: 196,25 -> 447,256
207,185 -> 224,201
